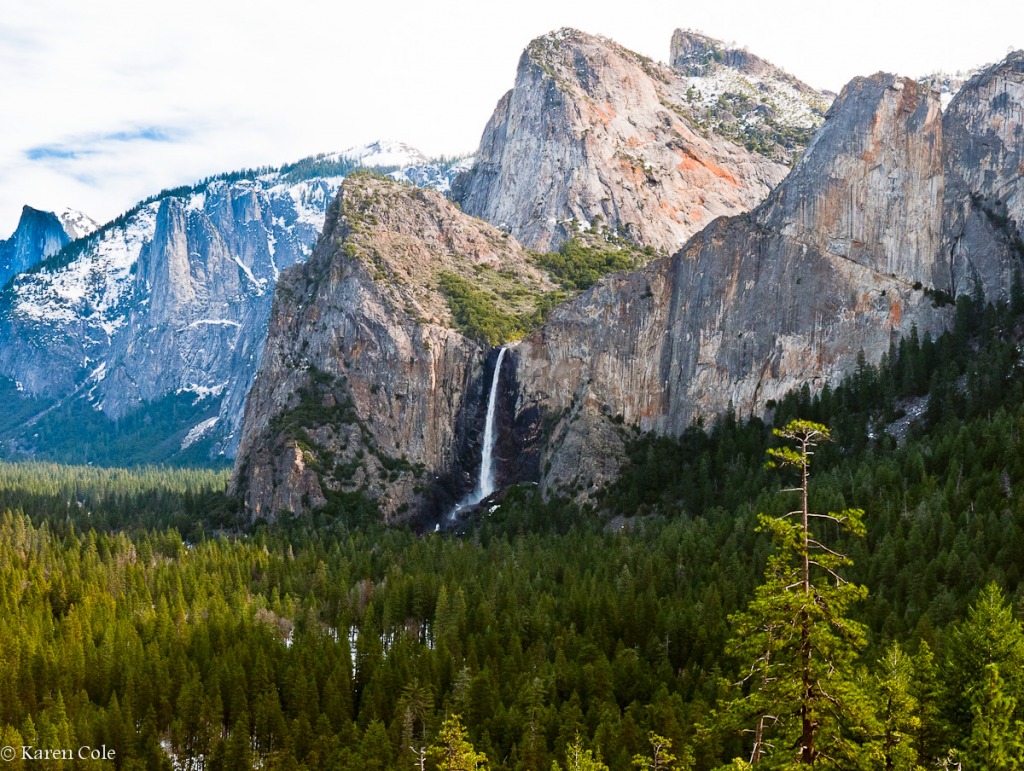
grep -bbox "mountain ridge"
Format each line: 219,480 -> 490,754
0,146 -> 470,465
509,54 -> 1024,498
231,173 -> 553,522
452,27 -> 798,254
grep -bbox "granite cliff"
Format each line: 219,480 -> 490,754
0,206 -> 94,290
231,174 -> 552,522
941,51 -> 1024,297
453,28 -> 800,254
512,53 -> 1024,496
0,149 -> 467,463
234,47 -> 1024,521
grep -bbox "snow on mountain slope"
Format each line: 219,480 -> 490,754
342,139 -> 430,168
918,70 -> 980,110
0,144 -> 469,463
670,29 -> 833,164
6,144 -> 459,346
13,202 -> 157,337
58,209 -> 99,240
390,155 -> 475,194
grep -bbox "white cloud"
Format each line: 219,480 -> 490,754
1,0 -> 1021,236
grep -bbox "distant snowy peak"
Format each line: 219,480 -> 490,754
389,155 -> 475,195
342,140 -> 431,168
11,202 -> 158,336
5,143 -> 472,340
0,206 -> 71,290
58,209 -> 99,240
7,169 -> 339,340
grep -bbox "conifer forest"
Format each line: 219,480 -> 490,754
1,294 -> 1024,769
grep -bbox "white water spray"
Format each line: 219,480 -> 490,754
450,347 -> 507,518
476,346 -> 507,500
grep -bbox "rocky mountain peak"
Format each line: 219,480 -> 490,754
671,28 -> 752,77
671,28 -> 809,90
0,205 -> 71,289
454,27 -> 789,254
336,173 -> 552,329
669,28 -> 832,166
510,66 -> 952,498
342,140 -> 431,169
941,49 -> 1024,299
231,173 -> 548,521
57,209 -> 99,241
0,147 -> 472,465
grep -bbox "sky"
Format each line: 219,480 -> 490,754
1,0 -> 1021,236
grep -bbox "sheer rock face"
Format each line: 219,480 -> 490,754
231,175 -> 548,522
232,53 -> 1024,518
512,73 -> 961,495
0,175 -> 336,458
941,51 -> 1024,298
453,28 -> 789,254
0,206 -> 70,289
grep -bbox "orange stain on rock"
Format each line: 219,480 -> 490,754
659,199 -> 680,216
592,101 -> 617,125
888,298 -> 902,327
675,148 -> 738,185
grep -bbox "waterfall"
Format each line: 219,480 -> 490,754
449,347 -> 507,519
476,346 -> 507,500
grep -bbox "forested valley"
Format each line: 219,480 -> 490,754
2,292 -> 1024,769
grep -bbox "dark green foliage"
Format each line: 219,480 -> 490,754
715,422 -> 873,768
5,292 -> 1024,767
437,272 -> 536,345
0,384 -> 230,468
279,153 -> 363,183
941,583 -> 1024,748
0,470 -> 739,770
534,239 -> 655,292
439,237 -> 655,344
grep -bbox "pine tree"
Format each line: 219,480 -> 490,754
551,733 -> 610,771
428,714 -> 487,771
631,731 -> 691,771
715,421 -> 872,768
872,642 -> 924,771
942,582 -> 1024,744
962,664 -> 1024,771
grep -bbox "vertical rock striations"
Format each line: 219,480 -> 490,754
231,175 -> 551,522
0,175 -> 337,458
513,72 -> 972,495
0,148 -> 466,464
232,50 -> 1024,520
941,51 -> 1024,297
0,206 -> 73,289
453,28 -> 792,254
